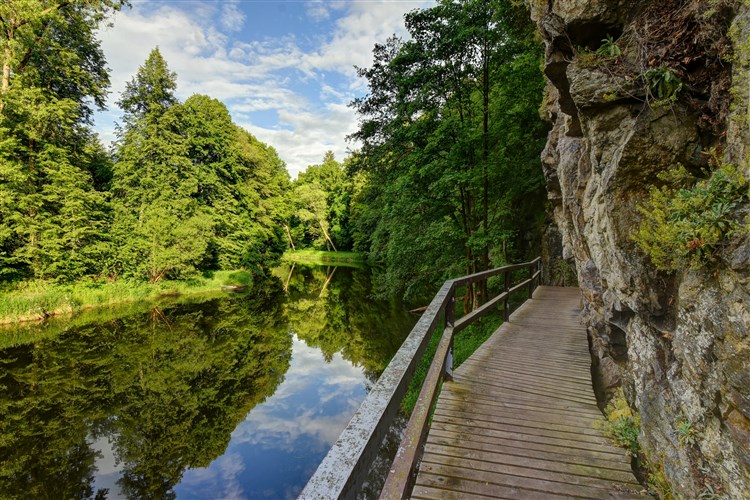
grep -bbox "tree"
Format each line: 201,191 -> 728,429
348,0 -> 547,301
294,182 -> 337,251
293,151 -> 352,250
111,50 -> 212,281
117,46 -> 176,123
0,0 -> 126,283
111,51 -> 291,281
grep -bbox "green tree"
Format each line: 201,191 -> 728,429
293,151 -> 352,250
181,95 -> 291,271
349,0 -> 546,301
111,50 -> 291,281
117,46 -> 176,122
293,181 -> 337,251
111,49 -> 212,282
0,0 -> 126,283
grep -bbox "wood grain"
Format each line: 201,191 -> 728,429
413,286 -> 644,499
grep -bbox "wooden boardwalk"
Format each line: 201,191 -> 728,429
412,286 -> 643,499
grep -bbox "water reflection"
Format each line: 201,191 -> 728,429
175,337 -> 367,499
0,266 -> 415,499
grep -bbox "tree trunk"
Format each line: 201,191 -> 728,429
1,45 -> 11,115
284,224 -> 295,250
319,220 -> 337,251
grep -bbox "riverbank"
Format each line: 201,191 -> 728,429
282,249 -> 366,267
0,270 -> 251,326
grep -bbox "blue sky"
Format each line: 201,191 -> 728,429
95,0 -> 432,177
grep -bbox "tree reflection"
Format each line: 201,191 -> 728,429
0,280 -> 291,499
284,265 -> 416,380
0,268 -> 415,498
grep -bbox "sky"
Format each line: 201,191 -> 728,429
94,0 -> 433,178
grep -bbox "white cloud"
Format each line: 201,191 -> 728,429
306,0 -> 331,21
221,1 -> 246,32
95,0 -> 432,177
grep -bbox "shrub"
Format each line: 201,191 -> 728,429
598,388 -> 641,456
634,161 -> 748,271
225,270 -> 253,286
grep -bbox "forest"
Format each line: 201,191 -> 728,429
0,0 -> 547,311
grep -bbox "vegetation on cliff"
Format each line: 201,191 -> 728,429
635,159 -> 749,271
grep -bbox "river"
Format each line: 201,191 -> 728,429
0,264 -> 416,499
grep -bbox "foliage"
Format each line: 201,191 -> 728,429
224,270 -> 252,286
676,419 -> 699,446
289,151 -> 352,252
599,388 -> 641,456
0,0 -> 126,283
634,161 -> 749,271
111,50 -> 290,282
595,34 -> 622,57
644,66 -> 683,106
647,456 -> 674,500
349,0 -> 547,300
699,483 -> 728,500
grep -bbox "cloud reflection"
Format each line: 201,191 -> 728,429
175,335 -> 368,499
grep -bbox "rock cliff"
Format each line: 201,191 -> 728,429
530,0 -> 750,497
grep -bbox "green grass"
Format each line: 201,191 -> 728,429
0,270 -> 248,326
282,249 -> 365,267
400,313 -> 503,414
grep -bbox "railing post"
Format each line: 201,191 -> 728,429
444,290 -> 455,381
528,262 -> 534,299
503,272 -> 510,321
538,258 -> 543,287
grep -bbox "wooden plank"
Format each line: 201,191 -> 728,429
423,443 -> 639,484
429,420 -> 632,457
449,376 -> 600,407
456,360 -> 595,387
427,428 -> 633,468
437,398 -> 607,430
417,461 -> 631,498
455,365 -> 597,392
414,287 -> 642,499
413,473 -> 569,500
438,392 -> 603,420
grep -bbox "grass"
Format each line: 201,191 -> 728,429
0,270 -> 249,326
400,312 -> 503,414
282,249 -> 365,267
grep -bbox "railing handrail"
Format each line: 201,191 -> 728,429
299,257 -> 542,500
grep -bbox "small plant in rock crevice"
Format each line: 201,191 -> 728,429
676,419 -> 699,446
596,34 -> 622,58
644,66 -> 683,107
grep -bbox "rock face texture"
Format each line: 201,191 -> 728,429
530,0 -> 750,497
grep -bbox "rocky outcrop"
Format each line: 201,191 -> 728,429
531,0 -> 750,497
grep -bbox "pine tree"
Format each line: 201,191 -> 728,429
0,0 -> 125,282
111,49 -> 212,282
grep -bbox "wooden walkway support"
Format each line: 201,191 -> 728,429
410,286 -> 642,499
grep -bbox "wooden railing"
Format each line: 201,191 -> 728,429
299,257 -> 542,500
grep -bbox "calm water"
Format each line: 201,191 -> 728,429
0,265 -> 416,499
